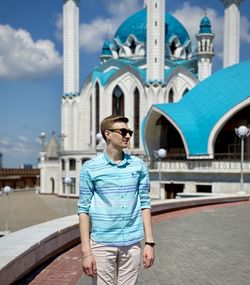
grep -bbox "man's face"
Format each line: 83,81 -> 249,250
105,122 -> 132,149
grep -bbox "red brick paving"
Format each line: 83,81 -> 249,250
28,200 -> 250,285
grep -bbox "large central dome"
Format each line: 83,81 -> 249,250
114,8 -> 190,45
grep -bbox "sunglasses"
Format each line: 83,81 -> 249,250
108,128 -> 133,137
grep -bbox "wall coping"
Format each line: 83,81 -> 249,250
0,195 -> 249,284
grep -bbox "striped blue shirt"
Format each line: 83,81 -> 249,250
78,151 -> 151,246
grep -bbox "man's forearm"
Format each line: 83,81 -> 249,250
79,213 -> 92,255
142,208 -> 154,242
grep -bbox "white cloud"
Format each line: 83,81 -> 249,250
172,2 -> 250,60
17,136 -> 28,142
0,24 -> 63,80
241,16 -> 250,43
55,13 -> 63,42
171,2 -> 224,58
0,136 -> 37,157
79,0 -> 141,53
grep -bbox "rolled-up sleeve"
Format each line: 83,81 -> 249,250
77,162 -> 94,215
139,161 -> 151,209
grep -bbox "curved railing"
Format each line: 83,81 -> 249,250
0,195 -> 249,285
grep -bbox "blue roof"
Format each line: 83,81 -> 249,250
152,61 -> 250,155
114,8 -> 190,45
199,16 -> 212,34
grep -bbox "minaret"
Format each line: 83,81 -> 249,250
62,0 -> 80,151
146,0 -> 165,83
196,14 -> 215,81
221,0 -> 243,68
63,0 -> 80,96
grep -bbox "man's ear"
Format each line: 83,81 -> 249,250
104,130 -> 111,141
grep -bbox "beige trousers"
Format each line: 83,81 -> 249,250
91,240 -> 141,285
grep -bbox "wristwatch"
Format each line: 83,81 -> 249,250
145,242 -> 155,247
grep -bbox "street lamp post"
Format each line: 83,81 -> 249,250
3,185 -> 13,233
36,174 -> 40,194
39,132 -> 46,151
64,177 -> 72,215
235,125 -> 250,194
154,148 -> 167,199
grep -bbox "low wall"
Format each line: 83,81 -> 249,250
0,195 -> 249,285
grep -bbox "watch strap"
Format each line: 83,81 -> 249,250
145,242 -> 155,247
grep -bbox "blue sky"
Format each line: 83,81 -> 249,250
0,0 -> 250,167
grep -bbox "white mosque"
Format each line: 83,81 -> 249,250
39,0 -> 250,198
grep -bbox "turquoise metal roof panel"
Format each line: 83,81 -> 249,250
199,16 -> 212,34
153,61 -> 250,155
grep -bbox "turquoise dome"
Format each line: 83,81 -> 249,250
101,39 -> 112,56
199,16 -> 212,33
114,8 -> 190,45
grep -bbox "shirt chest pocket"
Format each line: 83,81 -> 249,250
127,172 -> 140,185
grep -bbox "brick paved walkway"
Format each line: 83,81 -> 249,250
22,201 -> 250,285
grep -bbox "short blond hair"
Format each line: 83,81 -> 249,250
101,115 -> 129,141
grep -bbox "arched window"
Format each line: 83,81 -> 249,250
130,40 -> 136,54
182,88 -> 189,97
50,178 -> 55,194
69,159 -> 76,171
61,159 -> 65,171
134,88 -> 140,148
112,86 -> 124,116
95,83 -> 100,133
169,88 -> 174,103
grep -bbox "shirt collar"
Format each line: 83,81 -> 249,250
103,150 -> 130,166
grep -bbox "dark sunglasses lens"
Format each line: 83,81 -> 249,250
120,129 -> 133,137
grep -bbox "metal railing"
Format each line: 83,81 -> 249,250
146,153 -> 250,172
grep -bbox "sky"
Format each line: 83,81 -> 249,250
0,0 -> 250,168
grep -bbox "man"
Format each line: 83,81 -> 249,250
78,115 -> 155,285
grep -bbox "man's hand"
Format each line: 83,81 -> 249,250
142,244 -> 155,269
82,254 -> 97,277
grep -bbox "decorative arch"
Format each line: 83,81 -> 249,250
112,85 -> 124,115
144,107 -> 189,158
208,98 -> 250,158
182,88 -> 189,97
168,88 -> 174,103
50,178 -> 55,194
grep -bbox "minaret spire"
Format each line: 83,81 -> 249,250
221,0 -> 243,67
146,0 -> 165,83
63,0 -> 80,96
196,13 -> 215,81
62,0 -> 80,151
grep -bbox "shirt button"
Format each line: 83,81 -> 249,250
122,206 -> 125,208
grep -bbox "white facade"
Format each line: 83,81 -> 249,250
38,0 -> 248,198
222,0 -> 243,67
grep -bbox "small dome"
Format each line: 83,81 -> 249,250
114,9 -> 190,45
199,16 -> 212,34
101,39 -> 112,56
